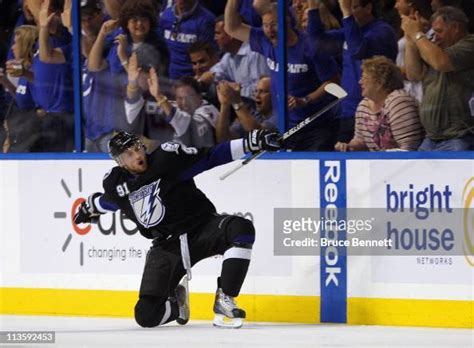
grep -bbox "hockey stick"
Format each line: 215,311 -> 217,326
219,83 -> 347,181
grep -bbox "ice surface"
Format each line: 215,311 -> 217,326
1,315 -> 472,348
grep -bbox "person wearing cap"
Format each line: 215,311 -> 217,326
80,0 -> 105,57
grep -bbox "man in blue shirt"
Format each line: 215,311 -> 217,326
307,0 -> 398,142
225,0 -> 340,151
159,0 -> 216,79
211,15 -> 269,99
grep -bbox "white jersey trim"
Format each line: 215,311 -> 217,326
230,139 -> 246,161
223,247 -> 252,261
94,195 -> 114,213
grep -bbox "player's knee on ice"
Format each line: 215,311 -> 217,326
135,248 -> 182,328
135,296 -> 178,328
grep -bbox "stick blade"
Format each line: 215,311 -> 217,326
324,83 -> 347,99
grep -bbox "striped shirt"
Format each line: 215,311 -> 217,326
354,89 -> 424,151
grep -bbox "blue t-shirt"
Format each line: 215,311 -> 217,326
159,4 -> 216,79
249,28 -> 339,128
15,76 -> 36,111
308,11 -> 398,118
31,30 -> 73,113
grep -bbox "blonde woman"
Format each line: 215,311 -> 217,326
0,25 -> 42,152
1,25 -> 37,95
335,56 -> 424,151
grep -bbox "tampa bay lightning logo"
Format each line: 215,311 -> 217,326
128,179 -> 165,228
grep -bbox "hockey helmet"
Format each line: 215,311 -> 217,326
108,132 -> 145,159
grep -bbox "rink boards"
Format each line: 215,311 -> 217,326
0,152 -> 472,328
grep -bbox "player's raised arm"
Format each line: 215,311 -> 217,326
225,0 -> 251,42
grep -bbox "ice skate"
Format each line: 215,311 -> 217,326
212,288 -> 246,329
175,277 -> 189,325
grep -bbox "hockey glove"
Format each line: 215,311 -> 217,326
74,192 -> 102,224
245,129 -> 282,153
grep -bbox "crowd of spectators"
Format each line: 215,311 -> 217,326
0,0 -> 472,153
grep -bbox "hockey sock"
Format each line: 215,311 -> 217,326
220,246 -> 252,297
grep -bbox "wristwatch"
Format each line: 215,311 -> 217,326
415,32 -> 426,41
232,101 -> 245,111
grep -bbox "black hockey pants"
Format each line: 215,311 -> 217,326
134,214 -> 255,327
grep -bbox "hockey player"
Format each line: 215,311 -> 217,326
74,130 -> 281,328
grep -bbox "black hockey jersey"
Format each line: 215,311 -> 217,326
99,141 -> 244,239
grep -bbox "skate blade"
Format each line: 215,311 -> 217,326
212,314 -> 244,329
